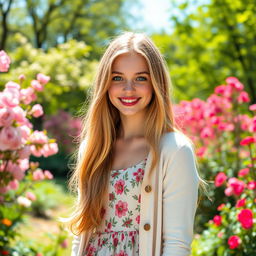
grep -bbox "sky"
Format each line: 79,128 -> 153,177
127,0 -> 174,33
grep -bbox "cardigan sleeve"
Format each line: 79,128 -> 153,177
162,143 -> 200,256
71,140 -> 86,256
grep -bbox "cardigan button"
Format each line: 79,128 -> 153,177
144,223 -> 151,231
145,185 -> 152,193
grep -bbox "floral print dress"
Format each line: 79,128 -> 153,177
84,156 -> 148,256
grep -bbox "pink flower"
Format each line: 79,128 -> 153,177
0,107 -> 14,127
247,180 -> 256,190
115,200 -> 128,218
37,73 -> 50,85
115,251 -> 128,256
200,126 -> 214,139
44,170 -> 53,179
0,90 -> 19,108
60,239 -> 68,249
136,215 -> 140,224
18,74 -> 25,82
18,145 -> 31,159
213,215 -> 222,226
6,161 -> 24,180
26,191 -> 36,201
20,87 -> 37,105
0,50 -> 11,72
31,104 -> 44,118
238,168 -> 249,177
215,172 -> 227,187
29,130 -> 48,144
32,169 -> 45,180
249,104 -> 256,111
235,198 -> 246,208
217,203 -> 225,211
228,235 -> 241,249
228,178 -> 246,196
237,209 -> 253,229
113,237 -> 119,247
240,136 -> 255,146
0,126 -> 22,150
42,142 -> 58,157
31,80 -> 43,92
226,77 -> 244,91
8,179 -> 19,190
196,146 -> 207,157
217,231 -> 224,238
237,91 -> 250,103
114,179 -> 125,195
224,186 -> 233,196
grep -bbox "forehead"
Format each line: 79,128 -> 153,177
111,52 -> 149,72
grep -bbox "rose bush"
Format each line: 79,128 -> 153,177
0,51 -> 68,255
175,77 -> 256,255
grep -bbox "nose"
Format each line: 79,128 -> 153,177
123,80 -> 135,91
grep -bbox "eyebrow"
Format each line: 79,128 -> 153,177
111,71 -> 150,75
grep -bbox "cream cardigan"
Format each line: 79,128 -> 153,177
71,131 -> 200,256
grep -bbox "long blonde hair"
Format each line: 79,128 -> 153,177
62,31 -> 209,236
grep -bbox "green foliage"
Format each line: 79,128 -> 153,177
0,34 -> 95,115
151,0 -> 256,102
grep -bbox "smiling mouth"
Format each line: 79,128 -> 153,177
119,97 -> 141,106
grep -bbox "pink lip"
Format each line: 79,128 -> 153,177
119,97 -> 141,106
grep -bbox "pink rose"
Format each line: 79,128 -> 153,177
228,177 -> 245,196
213,215 -> 222,226
226,77 -> 244,91
26,191 -> 36,201
240,136 -> 255,146
29,130 -> 48,144
249,104 -> 256,111
44,170 -> 53,179
8,179 -> 19,190
20,87 -> 37,105
237,209 -> 253,229
238,168 -> 249,177
228,235 -> 241,249
0,126 -> 22,150
37,73 -> 50,85
18,145 -> 31,159
42,142 -> 58,157
12,106 -> 27,124
237,91 -> 250,103
114,179 -> 125,195
247,181 -> 256,190
0,90 -> 19,108
217,203 -> 225,211
0,107 -> 14,127
60,239 -> 68,249
32,169 -> 45,181
31,104 -> 44,118
224,186 -> 233,196
115,200 -> 128,218
7,162 -> 24,181
215,172 -> 227,187
0,50 -> 11,72
235,198 -> 246,208
31,80 -> 43,92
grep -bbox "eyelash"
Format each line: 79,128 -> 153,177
112,76 -> 147,81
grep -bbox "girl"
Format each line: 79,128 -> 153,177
62,31 -> 206,256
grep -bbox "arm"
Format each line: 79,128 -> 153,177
162,144 -> 200,256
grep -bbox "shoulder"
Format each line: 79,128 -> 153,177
159,131 -> 194,160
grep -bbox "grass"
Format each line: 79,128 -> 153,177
16,177 -> 76,255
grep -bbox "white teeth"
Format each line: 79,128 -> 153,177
120,99 -> 139,103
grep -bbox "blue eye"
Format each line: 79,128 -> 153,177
112,76 -> 122,81
136,76 -> 147,81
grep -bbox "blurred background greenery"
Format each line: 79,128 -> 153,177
0,0 -> 255,254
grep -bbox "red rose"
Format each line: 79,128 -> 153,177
228,235 -> 241,249
214,172 -> 227,187
213,215 -> 222,226
235,198 -> 246,208
240,136 -> 255,146
237,209 -> 253,229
